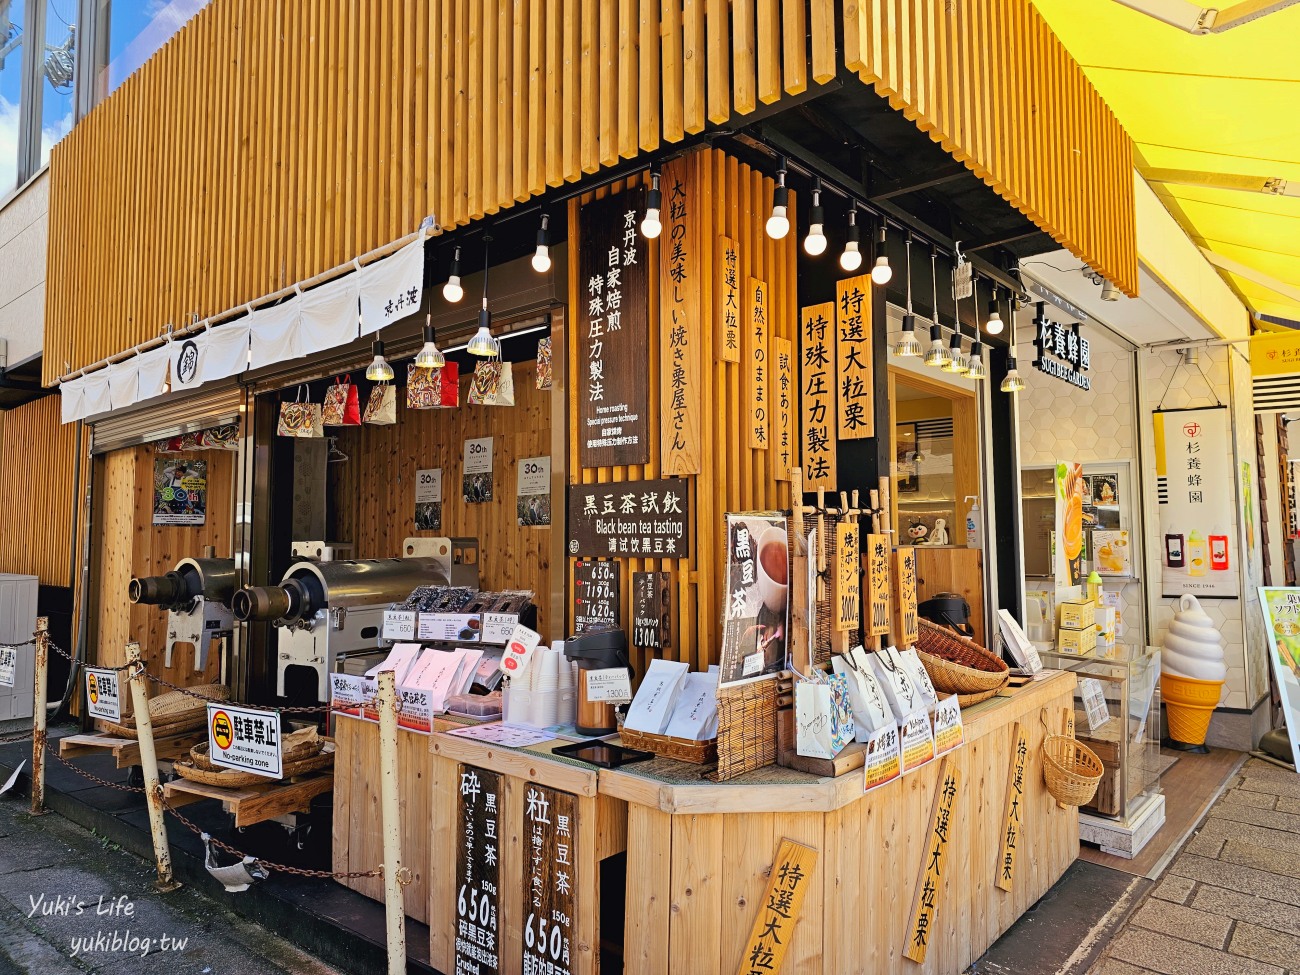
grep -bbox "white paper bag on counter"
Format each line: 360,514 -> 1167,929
366,643 -> 422,686
663,670 -> 720,740
832,649 -> 893,740
898,646 -> 939,710
867,645 -> 923,722
623,659 -> 689,734
795,672 -> 855,759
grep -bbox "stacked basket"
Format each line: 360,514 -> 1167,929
174,726 -> 335,788
103,684 -> 230,739
915,618 -> 1010,707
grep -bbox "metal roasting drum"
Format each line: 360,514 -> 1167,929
127,557 -> 238,670
231,557 -> 454,623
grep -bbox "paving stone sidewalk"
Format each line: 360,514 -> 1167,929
0,793 -> 341,974
1089,758 -> 1300,975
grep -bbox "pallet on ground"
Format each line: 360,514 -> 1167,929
59,730 -> 205,768
163,771 -> 334,828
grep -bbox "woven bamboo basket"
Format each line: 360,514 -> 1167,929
173,742 -> 336,789
189,727 -> 324,771
916,619 -> 1009,696
1042,734 -> 1104,807
619,727 -> 718,764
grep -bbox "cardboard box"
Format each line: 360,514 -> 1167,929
1056,624 -> 1098,656
1059,599 -> 1096,630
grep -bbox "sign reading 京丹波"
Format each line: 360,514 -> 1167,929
893,547 -> 919,649
801,303 -> 837,489
661,156 -> 702,475
996,722 -> 1029,892
1258,588 -> 1300,781
717,235 -> 741,362
772,336 -> 796,483
1153,408 -> 1239,598
833,521 -> 860,633
577,184 -> 651,469
206,702 -> 282,779
572,560 -> 620,633
835,274 -> 873,439
718,513 -> 790,688
85,667 -> 122,722
454,764 -> 501,975
1032,310 -> 1092,391
522,784 -> 577,975
566,479 -> 690,558
738,839 -> 818,975
864,534 -> 892,637
631,571 -> 673,650
747,276 -> 770,450
904,759 -> 962,964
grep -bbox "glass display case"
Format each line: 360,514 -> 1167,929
1040,643 -> 1162,821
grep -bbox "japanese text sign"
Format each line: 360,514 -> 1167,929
772,336 -> 796,483
863,721 -> 902,794
1032,311 -> 1092,390
455,764 -> 502,974
865,534 -> 892,637
996,722 -> 1030,892
738,839 -> 818,975
717,235 -> 741,362
905,759 -> 962,963
0,645 -> 15,688
522,784 -> 577,975
834,521 -> 861,633
566,479 -> 690,558
747,276 -> 770,450
661,156 -> 702,475
893,547 -> 919,648
85,667 -> 122,723
631,571 -> 673,650
800,302 -> 837,490
835,275 -> 873,439
573,560 -> 621,633
206,703 -> 282,779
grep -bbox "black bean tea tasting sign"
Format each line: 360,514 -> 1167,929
566,479 -> 691,558
455,764 -> 501,975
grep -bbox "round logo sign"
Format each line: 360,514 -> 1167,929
211,709 -> 233,750
175,340 -> 200,386
88,673 -> 99,704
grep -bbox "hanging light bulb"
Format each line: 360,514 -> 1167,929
967,340 -> 986,380
641,170 -> 663,239
923,324 -> 949,368
365,339 -> 395,381
766,160 -> 790,239
893,239 -> 920,357
871,224 -> 892,285
442,246 -> 464,303
839,208 -> 863,272
468,236 -> 497,356
1001,344 -> 1026,393
531,213 -> 552,272
414,315 -> 446,369
803,178 -> 826,256
985,285 -> 1004,334
943,331 -> 967,373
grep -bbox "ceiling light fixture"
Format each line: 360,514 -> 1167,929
804,178 -> 827,256
365,339 -> 395,381
871,224 -> 892,285
1001,343 -> 1026,393
924,323 -> 950,368
467,236 -> 497,357
893,239 -> 921,357
985,284 -> 1004,335
442,246 -> 464,303
943,330 -> 967,374
839,208 -> 863,272
414,313 -> 446,369
531,214 -> 552,273
641,170 -> 663,239
766,160 -> 790,239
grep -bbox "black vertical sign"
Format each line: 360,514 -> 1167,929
631,571 -> 673,650
523,784 -> 577,975
455,764 -> 501,975
577,185 -> 650,468
573,560 -> 620,632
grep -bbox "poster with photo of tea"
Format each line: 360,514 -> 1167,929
718,512 -> 789,688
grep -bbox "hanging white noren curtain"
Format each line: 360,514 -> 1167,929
299,274 -> 361,356
200,322 -> 252,384
248,297 -> 304,370
359,239 -> 425,337
59,376 -> 86,424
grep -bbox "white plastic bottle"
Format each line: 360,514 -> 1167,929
964,496 -> 983,549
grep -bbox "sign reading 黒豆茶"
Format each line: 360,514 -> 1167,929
717,235 -> 741,362
800,303 -> 837,490
772,336 -> 796,483
521,784 -> 577,975
905,759 -> 962,963
738,839 -> 818,975
997,722 -> 1029,892
566,479 -> 690,558
748,276 -> 770,450
661,156 -> 702,475
835,275 -> 873,439
455,764 -> 501,974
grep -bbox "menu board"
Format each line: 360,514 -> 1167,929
455,765 -> 501,974
577,185 -> 651,468
631,571 -> 673,650
835,274 -> 873,439
864,534 -> 892,637
566,479 -> 691,558
833,521 -> 860,632
893,547 -> 919,648
573,560 -> 620,633
522,784 -> 577,975
800,303 -> 837,489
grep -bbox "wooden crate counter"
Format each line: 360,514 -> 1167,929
599,670 -> 1079,975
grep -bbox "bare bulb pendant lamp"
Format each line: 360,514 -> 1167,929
893,239 -> 921,357
468,236 -> 497,357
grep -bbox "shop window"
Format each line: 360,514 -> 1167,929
92,0 -> 209,102
891,372 -> 979,547
37,0 -> 74,164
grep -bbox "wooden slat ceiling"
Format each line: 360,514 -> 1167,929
42,0 -> 1137,385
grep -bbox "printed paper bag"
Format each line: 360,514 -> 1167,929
832,649 -> 892,740
277,386 -> 324,438
536,337 -> 554,390
363,383 -> 397,425
623,659 -> 689,735
867,645 -> 922,722
322,377 -> 361,426
490,359 -> 515,406
795,672 -> 855,759
467,360 -> 499,405
898,646 -> 939,710
407,361 -> 460,409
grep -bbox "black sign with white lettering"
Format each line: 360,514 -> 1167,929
573,561 -> 620,633
1032,311 -> 1091,391
566,478 -> 691,558
631,571 -> 672,650
522,784 -> 577,975
455,764 -> 501,975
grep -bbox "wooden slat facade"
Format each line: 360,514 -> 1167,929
44,0 -> 1137,386
0,397 -> 78,587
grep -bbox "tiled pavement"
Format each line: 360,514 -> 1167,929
1089,759 -> 1300,975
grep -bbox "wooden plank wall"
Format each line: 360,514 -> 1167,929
328,362 -> 555,639
567,149 -> 797,679
844,0 -> 1138,297
0,397 -> 78,586
91,445 -> 233,692
43,0 -> 823,386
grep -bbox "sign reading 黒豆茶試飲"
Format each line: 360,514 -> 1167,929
566,479 -> 690,558
661,156 -> 702,475
454,764 -> 501,975
1032,309 -> 1091,390
801,303 -> 837,490
835,274 -> 873,439
521,784 -> 577,975
573,560 -> 620,633
578,185 -> 650,469
772,336 -> 796,483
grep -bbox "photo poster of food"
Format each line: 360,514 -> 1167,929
152,457 -> 207,526
718,513 -> 789,689
1258,588 -> 1300,778
516,456 -> 552,526
462,436 -> 494,504
1054,461 -> 1085,593
415,468 -> 442,530
1153,408 -> 1239,598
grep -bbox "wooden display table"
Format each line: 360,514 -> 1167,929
59,730 -> 204,768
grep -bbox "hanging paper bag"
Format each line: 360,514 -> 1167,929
468,360 -> 501,405
535,337 -> 553,390
488,359 -> 515,406
832,649 -> 893,740
363,383 -> 397,425
435,360 -> 460,407
407,364 -> 439,410
278,385 -> 324,438
795,672 -> 855,759
867,645 -> 922,722
898,646 -> 940,711
322,377 -> 361,426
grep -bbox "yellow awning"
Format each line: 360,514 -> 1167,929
1031,0 -> 1300,323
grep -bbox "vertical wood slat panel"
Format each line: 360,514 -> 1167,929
639,0 -> 661,151
810,0 -> 835,84
618,0 -> 639,158
0,398 -> 78,586
705,0 -> 729,124
732,0 -> 756,115
483,0 -> 500,211
682,0 -> 705,132
662,0 -> 685,142
580,0 -> 599,171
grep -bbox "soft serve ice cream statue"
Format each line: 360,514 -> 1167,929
1160,594 -> 1227,751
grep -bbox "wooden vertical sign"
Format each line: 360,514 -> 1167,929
864,534 -> 892,637
835,274 -> 873,439
748,277 -> 770,449
521,784 -> 578,975
716,235 -> 741,361
661,155 -> 702,475
904,759 -> 962,964
997,723 -> 1030,892
454,765 -> 502,974
800,303 -> 836,489
893,546 -> 919,648
772,336 -> 795,483
738,839 -> 818,975
833,520 -> 860,633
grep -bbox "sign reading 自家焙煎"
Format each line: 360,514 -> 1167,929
800,303 -> 837,490
454,764 -> 501,975
206,703 -> 282,779
521,784 -> 577,975
905,759 -> 962,963
835,275 -> 873,439
566,479 -> 690,558
85,667 -> 122,722
661,156 -> 702,475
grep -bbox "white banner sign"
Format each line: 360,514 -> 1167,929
0,646 -> 15,688
85,668 -> 122,722
207,703 -> 282,779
